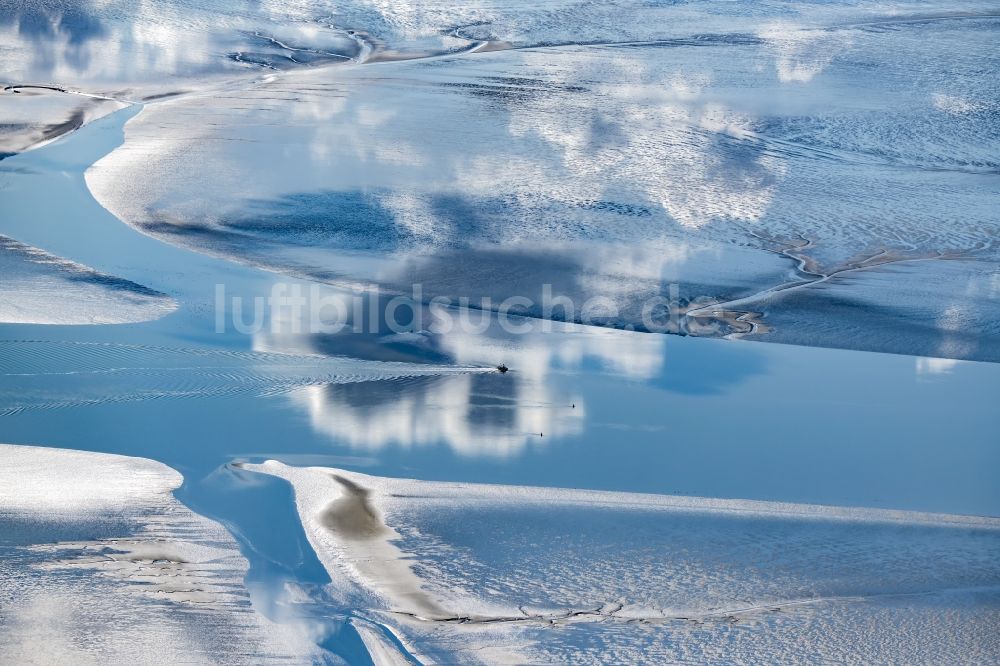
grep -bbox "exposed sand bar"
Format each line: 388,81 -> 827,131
0,85 -> 126,157
245,461 -> 1000,664
0,444 -> 321,664
0,235 -> 176,325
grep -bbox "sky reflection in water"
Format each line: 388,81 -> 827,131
76,9 -> 1000,359
1,11 -> 999,657
2,297 -> 998,517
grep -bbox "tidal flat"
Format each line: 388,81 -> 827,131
1,0 -> 998,663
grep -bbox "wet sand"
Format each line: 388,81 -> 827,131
0,444 -> 320,663
245,461 -> 1000,664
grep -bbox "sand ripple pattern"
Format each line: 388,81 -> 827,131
247,462 -> 1000,665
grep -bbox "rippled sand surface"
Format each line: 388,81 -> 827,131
247,461 -> 1000,664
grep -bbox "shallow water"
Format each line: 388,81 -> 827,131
80,3 -> 1000,359
1,107 -> 998,660
1,107 -> 997,515
1,1 -> 999,662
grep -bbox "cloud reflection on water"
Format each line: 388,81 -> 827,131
0,0 -> 359,87
249,282 -> 768,457
250,284 -> 683,455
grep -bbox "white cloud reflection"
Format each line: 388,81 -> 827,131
505,58 -> 784,229
915,357 -> 960,376
288,372 -> 582,458
759,22 -> 850,84
251,288 -> 669,457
